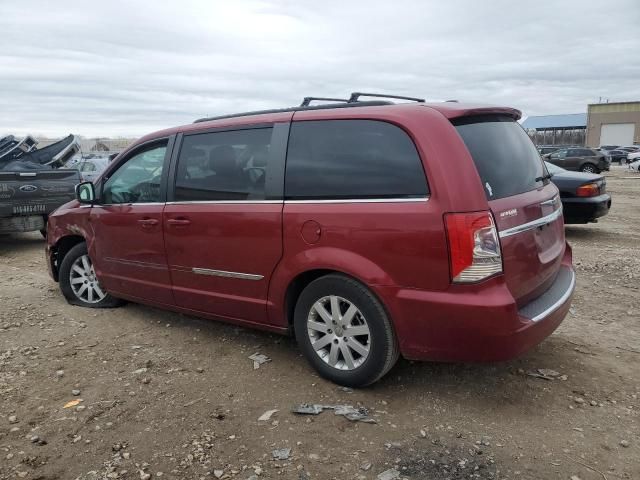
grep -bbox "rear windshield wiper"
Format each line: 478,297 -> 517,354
535,173 -> 553,182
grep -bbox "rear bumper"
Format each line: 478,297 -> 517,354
380,243 -> 574,362
562,194 -> 611,223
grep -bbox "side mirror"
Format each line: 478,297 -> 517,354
75,181 -> 96,204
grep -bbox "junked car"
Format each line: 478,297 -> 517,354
45,93 -> 575,387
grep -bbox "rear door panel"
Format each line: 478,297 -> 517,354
163,121 -> 290,325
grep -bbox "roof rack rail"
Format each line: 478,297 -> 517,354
193,100 -> 392,124
300,97 -> 349,107
348,92 -> 425,103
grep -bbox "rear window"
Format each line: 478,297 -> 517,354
285,120 -> 428,200
453,116 -> 545,200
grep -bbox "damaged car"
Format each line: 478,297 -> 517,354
0,135 -> 81,235
45,93 -> 575,387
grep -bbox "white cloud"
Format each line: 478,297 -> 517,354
0,0 -> 639,137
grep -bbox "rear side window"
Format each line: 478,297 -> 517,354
285,120 -> 428,200
453,116 -> 545,200
174,128 -> 273,201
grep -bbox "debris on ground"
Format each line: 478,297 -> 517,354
527,368 -> 564,380
248,353 -> 271,369
377,467 -> 400,480
292,403 -> 376,423
272,447 -> 291,460
292,403 -> 324,415
258,409 -> 279,421
63,399 -> 82,409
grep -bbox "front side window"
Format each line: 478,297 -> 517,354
102,143 -> 167,204
551,149 -> 567,159
285,120 -> 428,200
174,128 -> 273,201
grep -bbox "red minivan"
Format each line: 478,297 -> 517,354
46,93 -> 575,387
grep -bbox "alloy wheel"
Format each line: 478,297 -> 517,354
306,295 -> 371,370
69,254 -> 106,304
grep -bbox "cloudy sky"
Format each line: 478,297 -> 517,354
1,0 -> 639,138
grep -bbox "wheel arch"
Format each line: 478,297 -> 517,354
282,268 -> 392,333
51,235 -> 86,281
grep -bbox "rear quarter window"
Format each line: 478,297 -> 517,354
285,119 -> 428,200
453,115 -> 545,200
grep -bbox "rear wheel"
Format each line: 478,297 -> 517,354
580,164 -> 598,174
294,274 -> 399,387
59,243 -> 122,308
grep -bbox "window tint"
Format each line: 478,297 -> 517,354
174,128 -> 273,201
454,116 -> 545,200
285,120 -> 427,200
580,149 -> 595,156
102,143 -> 167,204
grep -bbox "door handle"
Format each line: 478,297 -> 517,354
138,218 -> 159,227
166,218 -> 191,226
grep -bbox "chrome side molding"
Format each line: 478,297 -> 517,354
192,267 -> 264,281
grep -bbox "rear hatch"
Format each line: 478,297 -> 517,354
453,115 -> 565,306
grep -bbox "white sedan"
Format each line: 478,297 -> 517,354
629,158 -> 640,172
627,150 -> 640,162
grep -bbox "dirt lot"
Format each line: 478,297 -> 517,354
1,169 -> 639,480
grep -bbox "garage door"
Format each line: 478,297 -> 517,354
600,123 -> 635,146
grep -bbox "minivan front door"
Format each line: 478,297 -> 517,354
163,122 -> 289,324
90,139 -> 174,303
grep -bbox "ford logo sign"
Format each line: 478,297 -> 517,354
19,184 -> 38,192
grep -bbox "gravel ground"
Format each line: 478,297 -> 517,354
1,168 -> 639,480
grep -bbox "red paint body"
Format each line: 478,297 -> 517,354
46,102 -> 574,362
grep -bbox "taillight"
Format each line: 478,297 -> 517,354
444,211 -> 502,283
576,183 -> 600,197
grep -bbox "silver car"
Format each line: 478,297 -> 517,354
75,157 -> 109,182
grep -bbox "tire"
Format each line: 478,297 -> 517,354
580,164 -> 597,174
294,274 -> 399,387
59,242 -> 123,308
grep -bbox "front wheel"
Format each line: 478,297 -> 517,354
580,164 -> 598,173
294,274 -> 399,387
59,243 -> 123,308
